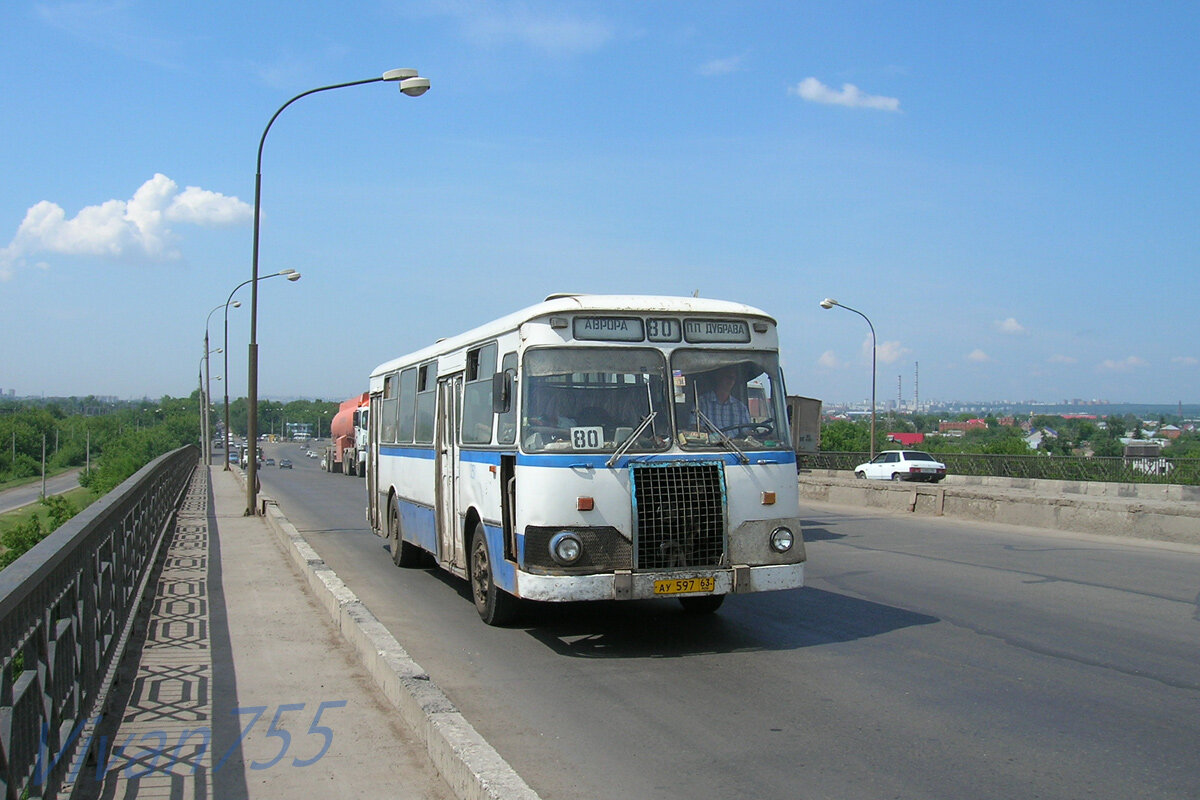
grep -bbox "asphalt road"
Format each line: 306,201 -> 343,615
256,443 -> 1200,800
0,470 -> 82,514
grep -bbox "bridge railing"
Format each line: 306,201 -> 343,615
799,451 -> 1200,486
0,445 -> 197,799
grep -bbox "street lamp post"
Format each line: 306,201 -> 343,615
222,271 -> 298,470
222,299 -> 241,469
245,68 -> 430,515
820,298 -> 878,459
203,348 -> 221,463
197,351 -> 220,460
204,302 -> 233,465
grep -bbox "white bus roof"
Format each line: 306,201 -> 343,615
370,294 -> 777,378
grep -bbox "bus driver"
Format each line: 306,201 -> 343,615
696,365 -> 751,432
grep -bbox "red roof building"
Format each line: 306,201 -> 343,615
887,432 -> 926,446
939,419 -> 987,433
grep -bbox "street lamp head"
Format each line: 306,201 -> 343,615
399,77 -> 431,97
820,298 -> 837,310
381,68 -> 430,97
286,271 -> 302,282
231,300 -> 242,309
277,268 -> 297,276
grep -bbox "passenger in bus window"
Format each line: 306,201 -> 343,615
696,365 -> 751,432
542,390 -> 578,428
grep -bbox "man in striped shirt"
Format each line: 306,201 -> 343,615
696,365 -> 751,432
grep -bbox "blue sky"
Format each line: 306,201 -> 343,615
1,1 -> 1197,406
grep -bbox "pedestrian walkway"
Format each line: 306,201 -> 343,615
70,464 -> 453,799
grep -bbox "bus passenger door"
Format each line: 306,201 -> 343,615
435,375 -> 462,572
367,393 -> 381,534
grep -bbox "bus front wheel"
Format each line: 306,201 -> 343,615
470,522 -> 519,626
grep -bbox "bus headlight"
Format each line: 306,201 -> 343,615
769,526 -> 794,553
549,531 -> 583,566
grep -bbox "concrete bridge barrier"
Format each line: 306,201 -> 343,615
798,470 -> 1200,545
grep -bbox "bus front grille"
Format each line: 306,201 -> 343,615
631,463 -> 726,570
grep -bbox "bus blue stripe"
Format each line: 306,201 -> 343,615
513,451 -> 796,468
379,445 -> 436,459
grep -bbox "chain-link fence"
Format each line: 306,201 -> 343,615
799,451 -> 1200,486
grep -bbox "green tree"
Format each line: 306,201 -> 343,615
0,495 -> 78,569
1,515 -> 45,568
820,420 -> 871,452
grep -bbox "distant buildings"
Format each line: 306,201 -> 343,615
939,419 -> 988,434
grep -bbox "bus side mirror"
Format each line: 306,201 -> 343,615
492,372 -> 512,413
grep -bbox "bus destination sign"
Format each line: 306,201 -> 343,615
573,316 -> 644,341
684,319 -> 751,343
573,316 -> 753,343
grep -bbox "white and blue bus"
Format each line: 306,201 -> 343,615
366,294 -> 805,624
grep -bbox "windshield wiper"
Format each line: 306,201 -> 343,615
694,409 -> 749,464
606,411 -> 658,468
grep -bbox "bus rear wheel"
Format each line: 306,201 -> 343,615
470,522 -> 519,626
389,498 -> 422,568
678,595 -> 725,614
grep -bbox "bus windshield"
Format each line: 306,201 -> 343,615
671,350 -> 791,451
521,348 -> 672,453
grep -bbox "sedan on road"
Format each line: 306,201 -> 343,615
854,450 -> 946,482
278,459 -> 293,469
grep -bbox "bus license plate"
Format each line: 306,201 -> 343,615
653,577 -> 716,595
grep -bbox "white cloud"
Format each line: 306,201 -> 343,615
967,349 -> 992,363
1047,354 -> 1077,364
1171,356 -> 1199,366
995,317 -> 1026,335
436,1 -> 615,55
167,185 -> 254,225
788,77 -> 900,111
817,350 -> 841,369
1098,356 -> 1147,372
0,174 -> 251,278
698,54 -> 746,76
874,339 -> 910,365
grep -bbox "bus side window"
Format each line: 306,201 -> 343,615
397,367 -> 417,443
381,373 -> 399,442
462,343 -> 497,444
496,353 -> 517,445
415,362 -> 437,444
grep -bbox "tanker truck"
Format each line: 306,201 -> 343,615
325,393 -> 369,476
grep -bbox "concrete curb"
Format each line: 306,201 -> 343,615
228,465 -> 540,800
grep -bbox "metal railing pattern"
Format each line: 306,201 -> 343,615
0,445 -> 197,799
799,451 -> 1200,486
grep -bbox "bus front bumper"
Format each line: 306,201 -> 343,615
513,563 -> 804,603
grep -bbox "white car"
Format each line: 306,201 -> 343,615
854,450 -> 946,483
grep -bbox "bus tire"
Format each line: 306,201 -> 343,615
389,497 -> 422,568
678,595 -> 725,614
470,521 -> 518,626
